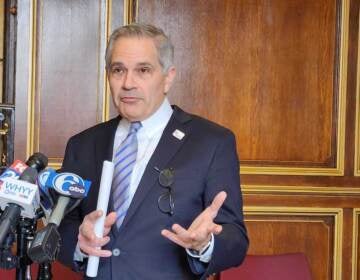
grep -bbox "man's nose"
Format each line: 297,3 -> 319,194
122,71 -> 136,90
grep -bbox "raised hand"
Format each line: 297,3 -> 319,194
78,210 -> 117,257
161,191 -> 227,252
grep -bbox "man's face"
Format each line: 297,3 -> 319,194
108,37 -> 176,121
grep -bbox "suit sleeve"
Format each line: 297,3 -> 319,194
188,130 -> 249,278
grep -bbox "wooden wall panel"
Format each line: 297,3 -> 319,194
243,190 -> 360,280
353,209 -> 360,280
355,10 -> 360,176
15,0 -> 124,167
137,0 -> 345,175
14,0 -> 33,160
108,0 -> 125,118
245,207 -> 342,280
34,0 -> 104,164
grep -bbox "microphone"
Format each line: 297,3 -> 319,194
86,161 -> 114,277
45,169 -> 91,222
25,152 -> 48,173
28,170 -> 91,263
0,153 -> 48,245
37,169 -> 56,221
0,168 -> 39,245
0,160 -> 28,179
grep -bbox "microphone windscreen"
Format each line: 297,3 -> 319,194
26,153 -> 48,172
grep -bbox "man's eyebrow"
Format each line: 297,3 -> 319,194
110,62 -> 125,67
136,62 -> 154,68
109,62 -> 154,68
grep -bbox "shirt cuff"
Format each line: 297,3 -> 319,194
186,233 -> 214,263
73,242 -> 88,262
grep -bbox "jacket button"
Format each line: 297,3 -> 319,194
112,248 -> 121,256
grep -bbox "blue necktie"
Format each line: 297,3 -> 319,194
113,121 -> 142,228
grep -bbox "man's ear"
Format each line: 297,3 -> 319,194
164,66 -> 176,93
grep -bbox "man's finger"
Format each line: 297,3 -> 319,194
208,191 -> 227,218
161,229 -> 189,249
79,241 -> 112,258
188,224 -> 215,242
171,224 -> 192,241
79,223 -> 96,240
103,227 -> 112,236
104,212 -> 117,227
79,234 -> 110,248
84,210 -> 103,223
211,224 -> 223,235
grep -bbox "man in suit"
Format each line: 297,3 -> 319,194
58,23 -> 248,279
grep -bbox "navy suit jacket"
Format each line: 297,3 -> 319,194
57,106 -> 248,279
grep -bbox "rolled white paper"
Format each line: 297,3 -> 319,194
86,160 -> 114,277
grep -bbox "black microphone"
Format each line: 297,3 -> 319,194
25,152 -> 48,173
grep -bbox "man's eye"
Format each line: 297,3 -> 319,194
137,67 -> 151,74
111,67 -> 124,74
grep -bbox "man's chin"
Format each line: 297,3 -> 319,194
119,109 -> 145,122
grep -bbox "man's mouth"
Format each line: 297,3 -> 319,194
120,96 -> 139,103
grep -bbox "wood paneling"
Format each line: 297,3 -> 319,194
14,0 -> 124,167
245,208 -> 341,280
35,0 -> 104,162
15,0 -> 124,166
137,0 -> 341,172
355,11 -> 360,176
109,0 -> 125,118
353,209 -> 360,280
243,191 -> 360,280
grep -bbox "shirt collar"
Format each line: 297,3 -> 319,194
141,98 -> 172,135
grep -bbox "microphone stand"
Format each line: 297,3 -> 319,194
0,207 -> 54,280
16,217 -> 36,280
37,262 -> 52,280
16,208 -> 54,280
0,232 -> 17,269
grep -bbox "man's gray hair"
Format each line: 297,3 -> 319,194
105,23 -> 174,73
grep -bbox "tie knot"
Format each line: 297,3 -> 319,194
129,121 -> 142,133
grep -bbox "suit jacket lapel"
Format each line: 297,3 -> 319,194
94,116 -> 120,175
119,106 -> 192,230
